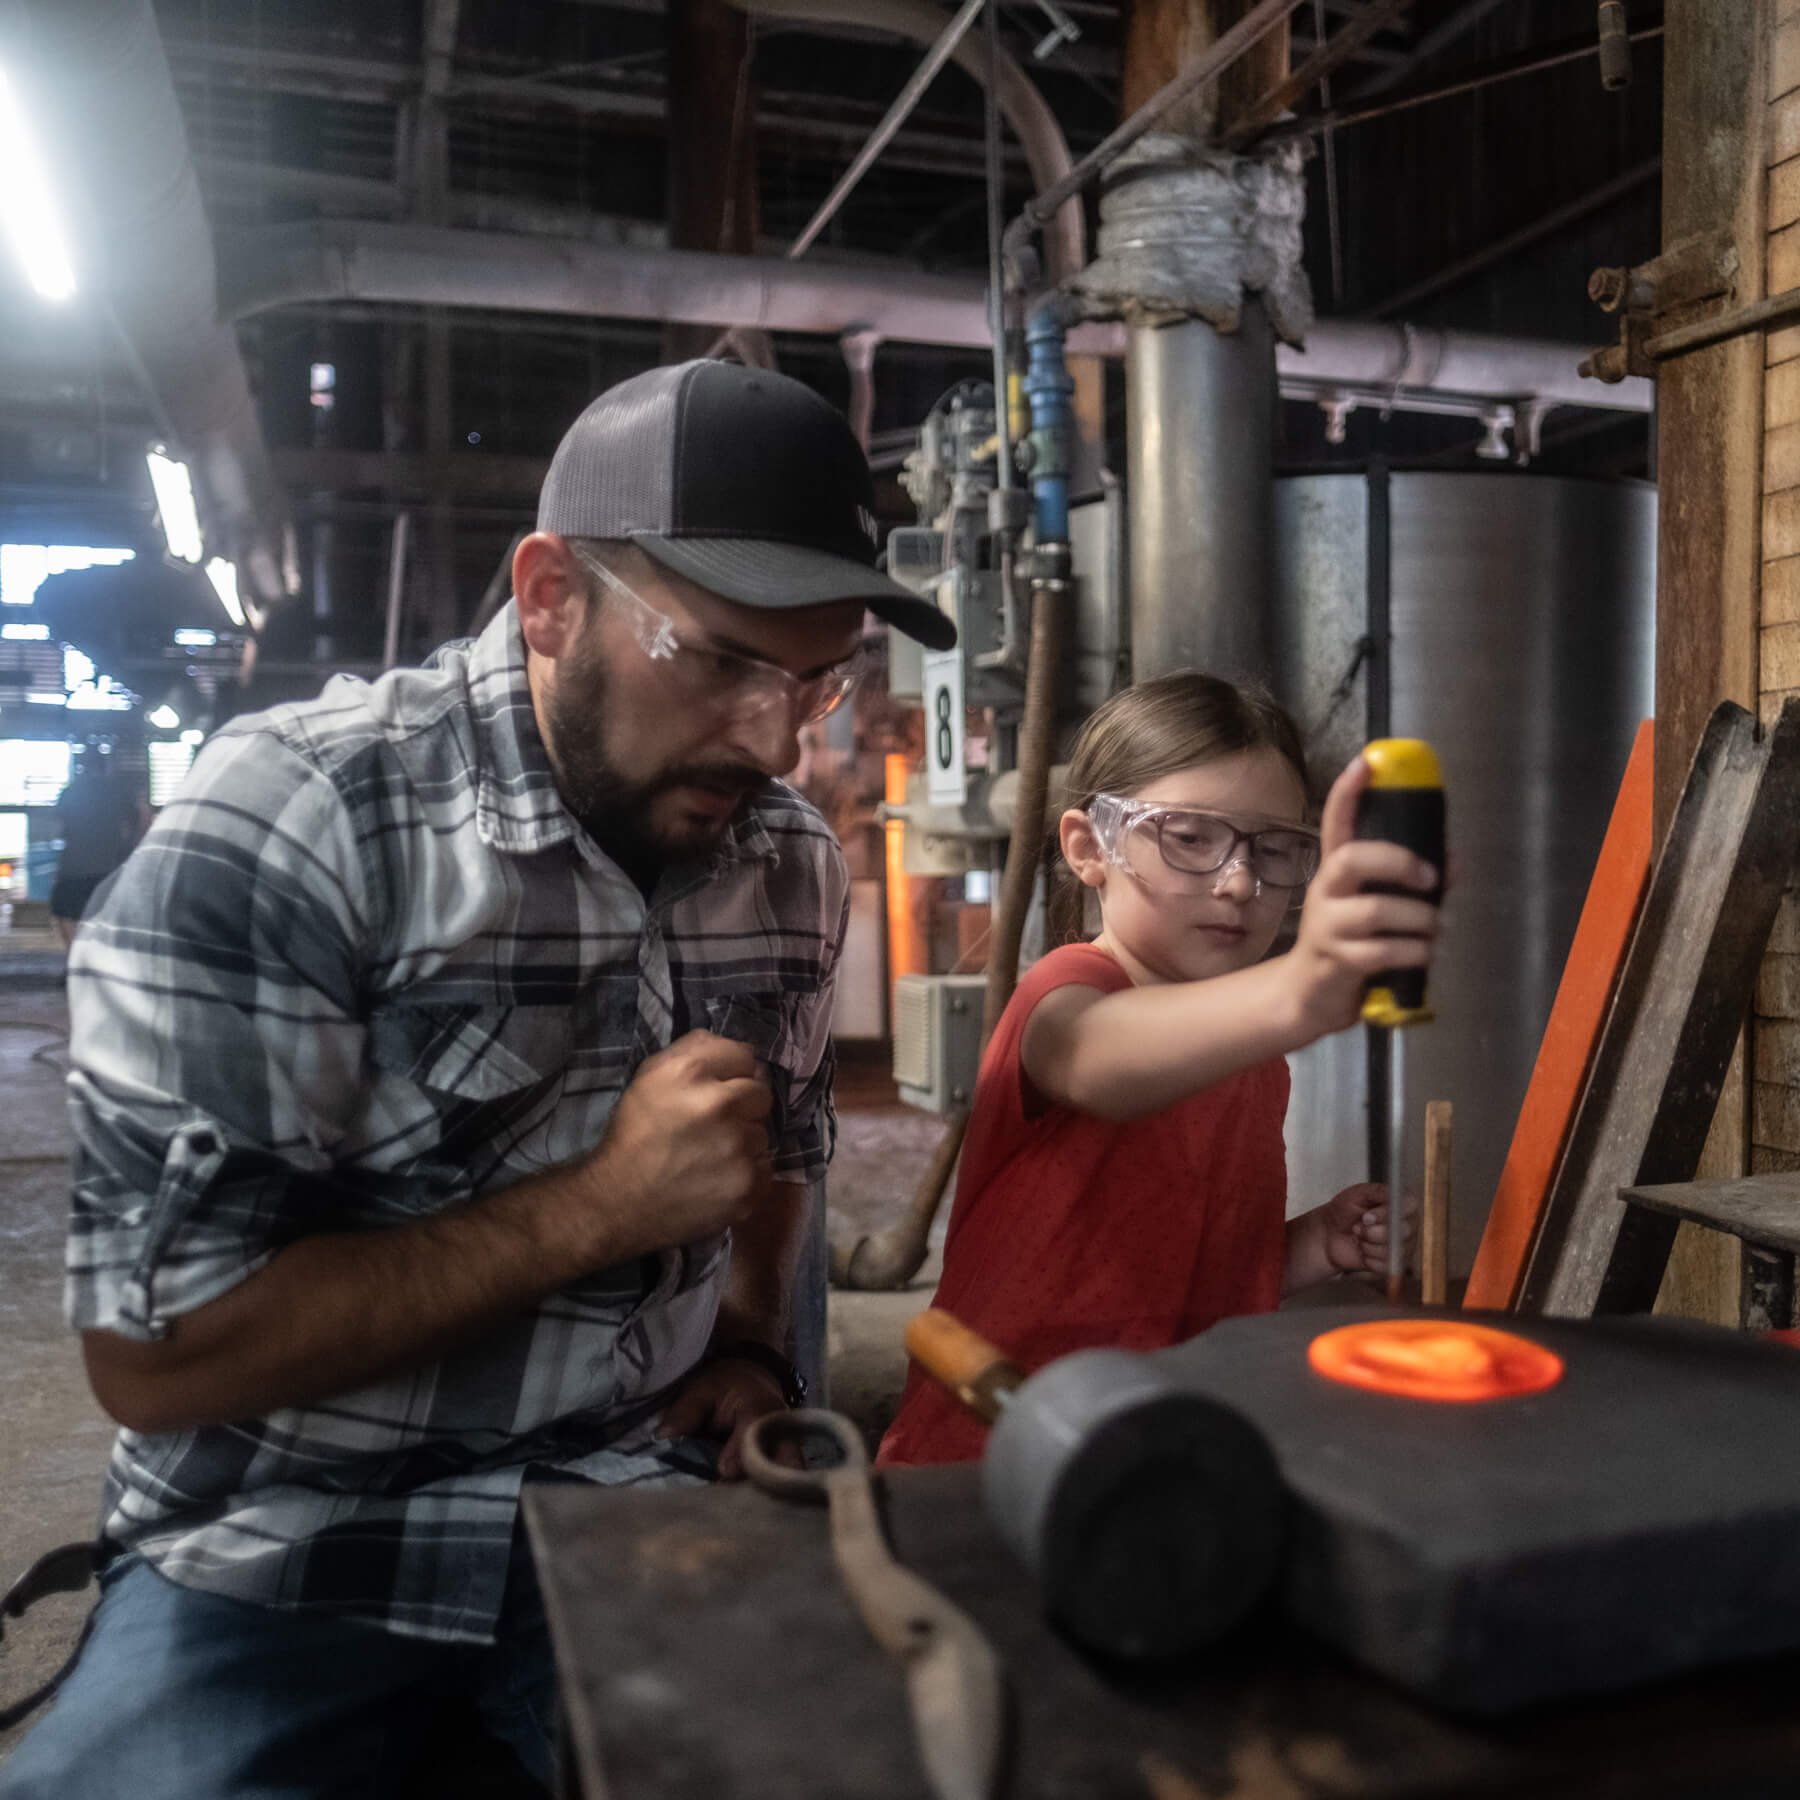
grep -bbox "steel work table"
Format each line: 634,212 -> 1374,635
523,1467 -> 1800,1800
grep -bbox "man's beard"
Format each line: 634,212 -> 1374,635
545,630 -> 771,868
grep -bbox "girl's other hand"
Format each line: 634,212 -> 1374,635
1319,1179 -> 1405,1277
1284,753 -> 1442,1039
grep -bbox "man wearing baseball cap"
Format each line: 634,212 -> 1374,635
3,363 -> 954,1797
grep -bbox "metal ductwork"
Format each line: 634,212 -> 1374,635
29,0 -> 294,623
723,0 -> 1086,280
216,221 -> 1654,426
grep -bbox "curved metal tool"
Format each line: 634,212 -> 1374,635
745,1408 -> 1005,1800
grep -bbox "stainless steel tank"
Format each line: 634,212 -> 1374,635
1272,473 -> 1656,1274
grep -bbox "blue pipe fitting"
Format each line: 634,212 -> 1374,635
1023,301 -> 1074,546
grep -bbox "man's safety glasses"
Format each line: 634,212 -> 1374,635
573,547 -> 871,726
1088,794 -> 1321,890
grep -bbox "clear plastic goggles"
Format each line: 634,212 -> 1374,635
573,547 -> 871,726
1088,793 -> 1320,890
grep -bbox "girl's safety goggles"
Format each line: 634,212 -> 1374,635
573,546 -> 872,726
1088,793 -> 1321,890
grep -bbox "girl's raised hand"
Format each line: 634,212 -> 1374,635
1283,752 -> 1443,1040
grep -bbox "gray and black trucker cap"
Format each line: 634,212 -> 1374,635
537,360 -> 956,651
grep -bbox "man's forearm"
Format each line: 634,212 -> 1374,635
83,1159 -> 627,1435
709,1177 -> 811,1352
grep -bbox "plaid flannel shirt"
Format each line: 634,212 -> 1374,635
63,603 -> 846,1643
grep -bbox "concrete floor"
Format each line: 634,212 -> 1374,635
0,991 -> 948,1765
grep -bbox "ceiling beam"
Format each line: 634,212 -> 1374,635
1366,155 -> 1662,317
162,40 -> 1044,181
1340,0 -> 1510,97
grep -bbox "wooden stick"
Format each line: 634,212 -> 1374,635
1422,1100 -> 1453,1306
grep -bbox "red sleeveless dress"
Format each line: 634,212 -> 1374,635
877,942 -> 1290,1467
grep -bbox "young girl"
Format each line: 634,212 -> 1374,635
878,672 -> 1442,1467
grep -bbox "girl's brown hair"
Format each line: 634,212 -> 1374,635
1047,672 -> 1309,947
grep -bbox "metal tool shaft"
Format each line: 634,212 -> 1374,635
1387,1026 -> 1406,1303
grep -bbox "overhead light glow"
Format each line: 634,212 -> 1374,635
0,621 -> 48,640
173,628 -> 217,648
148,703 -> 181,730
1,544 -> 133,607
179,728 -> 203,746
204,557 -> 246,628
0,64 -> 77,303
146,449 -> 204,563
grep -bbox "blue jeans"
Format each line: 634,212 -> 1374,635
0,1525 -> 554,1799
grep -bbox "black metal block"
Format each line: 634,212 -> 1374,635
1153,1308 -> 1800,1715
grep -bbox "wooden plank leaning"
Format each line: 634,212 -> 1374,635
1517,698 -> 1800,1318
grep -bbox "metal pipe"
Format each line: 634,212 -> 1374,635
1259,24 -> 1666,147
216,222 -> 1654,417
725,0 -> 1086,279
382,510 -> 410,669
984,0 -> 1014,497
1129,302 -> 1278,686
1002,0 -> 1301,274
1023,303 -> 1074,543
790,0 -> 987,261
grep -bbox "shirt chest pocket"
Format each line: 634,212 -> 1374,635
366,1000 -> 573,1103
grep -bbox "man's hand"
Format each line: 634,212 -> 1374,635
658,1355 -> 790,1479
1283,755 -> 1443,1041
574,1032 -> 773,1263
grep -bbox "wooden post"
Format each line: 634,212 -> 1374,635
665,0 -> 766,365
1123,0 -> 1290,140
1651,0 -> 1767,1326
1422,1100 -> 1452,1307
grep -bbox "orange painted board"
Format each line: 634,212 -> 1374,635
1464,720 -> 1655,1311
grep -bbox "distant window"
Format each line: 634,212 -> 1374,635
0,740 -> 71,806
147,740 -> 196,807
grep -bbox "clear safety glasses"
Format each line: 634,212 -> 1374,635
1088,793 -> 1321,891
573,547 -> 872,726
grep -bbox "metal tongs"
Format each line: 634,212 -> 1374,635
743,1409 -> 1005,1800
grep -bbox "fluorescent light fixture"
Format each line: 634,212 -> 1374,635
146,449 -> 203,563
0,621 -> 48,640
179,728 -> 203,746
148,703 -> 180,730
204,557 -> 246,628
0,64 -> 77,303
173,628 -> 217,648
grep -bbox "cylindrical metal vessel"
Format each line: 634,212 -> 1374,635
1272,473 -> 1656,1274
1128,301 -> 1277,686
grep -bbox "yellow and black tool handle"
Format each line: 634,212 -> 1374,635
1355,738 -> 1446,1027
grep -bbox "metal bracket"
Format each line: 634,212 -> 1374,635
1581,231 -> 1742,384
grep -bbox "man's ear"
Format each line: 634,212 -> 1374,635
512,533 -> 589,661
1059,807 -> 1109,892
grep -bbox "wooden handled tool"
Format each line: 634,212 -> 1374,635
903,1309 -> 1026,1424
904,1308 -> 1287,1660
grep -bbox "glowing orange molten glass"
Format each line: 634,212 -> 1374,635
1307,1319 -> 1565,1403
